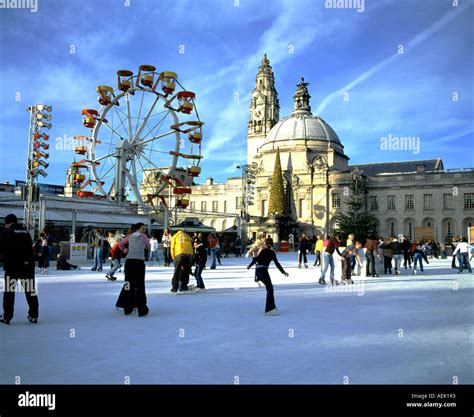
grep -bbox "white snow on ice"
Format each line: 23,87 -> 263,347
0,253 -> 473,384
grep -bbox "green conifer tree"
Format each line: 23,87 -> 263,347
334,170 -> 378,242
268,148 -> 285,215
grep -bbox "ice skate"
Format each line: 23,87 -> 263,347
265,308 -> 279,316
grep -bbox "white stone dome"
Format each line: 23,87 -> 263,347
260,114 -> 341,150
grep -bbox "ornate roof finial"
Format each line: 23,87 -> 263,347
292,77 -> 312,116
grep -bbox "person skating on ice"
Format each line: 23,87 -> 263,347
115,223 -> 150,316
0,214 -> 39,325
170,229 -> 194,292
56,254 -> 79,270
191,239 -> 207,290
247,237 -> 289,315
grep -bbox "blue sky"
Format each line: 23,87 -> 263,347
0,0 -> 473,188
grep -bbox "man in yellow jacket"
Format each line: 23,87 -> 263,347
170,230 -> 194,293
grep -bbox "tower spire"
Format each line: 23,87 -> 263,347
247,53 -> 280,163
292,77 -> 312,116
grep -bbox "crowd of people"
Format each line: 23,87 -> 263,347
294,233 -> 474,284
0,212 -> 472,324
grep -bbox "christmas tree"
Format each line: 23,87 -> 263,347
334,169 -> 378,243
268,148 -> 285,215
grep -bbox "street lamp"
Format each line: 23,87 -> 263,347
313,155 -> 330,238
24,104 -> 53,237
236,162 -> 258,243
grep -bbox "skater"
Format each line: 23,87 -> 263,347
149,235 -> 160,266
380,238 -> 394,274
346,234 -> 357,273
192,238 -> 207,290
364,235 -> 380,277
297,233 -> 309,268
412,243 -> 426,274
106,239 -> 124,281
162,228 -> 172,266
91,229 -> 105,272
313,234 -> 323,267
116,223 -> 150,316
234,235 -> 243,257
319,235 -> 342,285
56,254 -> 78,270
340,242 -> 362,284
36,232 -> 49,274
390,237 -> 404,275
0,214 -> 39,325
216,235 -> 222,265
247,237 -> 289,315
208,233 -> 219,269
170,229 -> 194,292
401,236 -> 412,269
453,237 -> 473,274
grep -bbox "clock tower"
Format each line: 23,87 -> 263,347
247,53 -> 279,163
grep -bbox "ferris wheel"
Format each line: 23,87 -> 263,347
72,64 -> 203,224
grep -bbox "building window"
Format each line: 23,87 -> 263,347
446,221 -> 453,241
423,194 -> 433,210
298,199 -> 305,218
236,197 -> 242,210
464,193 -> 474,209
201,201 -> 207,212
332,193 -> 341,209
212,201 -> 218,213
190,202 -> 195,213
443,194 -> 453,209
369,196 -> 378,211
387,195 -> 395,210
261,200 -> 267,217
223,200 -> 227,213
405,195 -> 414,210
407,222 -> 413,241
389,221 -> 396,237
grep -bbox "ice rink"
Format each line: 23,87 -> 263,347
0,253 -> 473,384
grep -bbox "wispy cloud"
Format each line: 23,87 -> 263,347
315,1 -> 473,114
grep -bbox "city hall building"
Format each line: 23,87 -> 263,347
178,54 -> 474,243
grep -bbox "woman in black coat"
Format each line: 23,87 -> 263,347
247,238 -> 288,315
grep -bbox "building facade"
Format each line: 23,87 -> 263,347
169,55 -> 474,243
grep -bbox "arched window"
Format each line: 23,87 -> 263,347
385,218 -> 398,238
403,218 -> 416,241
442,218 -> 455,242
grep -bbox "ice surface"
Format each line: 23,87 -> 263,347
0,254 -> 472,384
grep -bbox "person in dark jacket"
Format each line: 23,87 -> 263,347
0,214 -> 39,324
247,238 -> 289,315
401,237 -> 412,269
56,254 -> 78,270
192,239 -> 207,290
297,233 -> 309,268
390,238 -> 404,275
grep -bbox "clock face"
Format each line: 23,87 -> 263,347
254,109 -> 263,121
